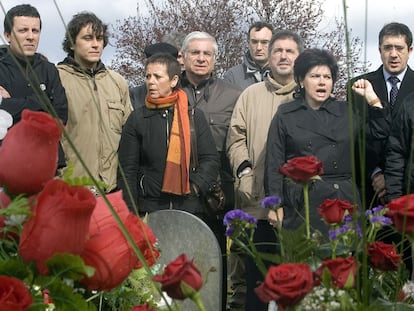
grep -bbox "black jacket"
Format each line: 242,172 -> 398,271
118,103 -> 220,215
0,46 -> 68,124
0,47 -> 68,168
348,66 -> 414,198
385,91 -> 414,200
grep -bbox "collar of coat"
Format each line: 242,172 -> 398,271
59,56 -> 106,76
265,74 -> 297,95
280,96 -> 342,117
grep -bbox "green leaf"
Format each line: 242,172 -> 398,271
47,279 -> 97,311
46,253 -> 95,281
0,257 -> 34,281
0,195 -> 31,216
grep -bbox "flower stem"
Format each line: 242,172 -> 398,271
303,182 -> 310,239
192,292 -> 206,311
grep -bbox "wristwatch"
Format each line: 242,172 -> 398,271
238,167 -> 252,178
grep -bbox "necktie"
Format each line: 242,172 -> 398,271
388,76 -> 400,108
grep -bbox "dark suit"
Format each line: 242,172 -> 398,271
349,65 -> 414,276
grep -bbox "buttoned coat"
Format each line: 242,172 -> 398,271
265,97 -> 389,238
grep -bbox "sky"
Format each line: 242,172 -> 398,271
0,0 -> 413,72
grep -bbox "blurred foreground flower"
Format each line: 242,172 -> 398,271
19,179 -> 96,274
81,191 -> 159,291
0,110 -> 61,195
0,275 -> 33,311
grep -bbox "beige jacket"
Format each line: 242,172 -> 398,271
226,75 -> 296,219
58,61 -> 132,192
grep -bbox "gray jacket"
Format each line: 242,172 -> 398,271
223,51 -> 269,90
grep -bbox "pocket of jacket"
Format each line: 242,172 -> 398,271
236,173 -> 254,203
107,100 -> 125,133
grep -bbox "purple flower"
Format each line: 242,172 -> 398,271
370,215 -> 392,226
329,228 -> 337,240
344,214 -> 353,224
261,196 -> 282,209
223,209 -> 257,237
225,227 -> 235,236
223,209 -> 257,226
372,205 -> 385,214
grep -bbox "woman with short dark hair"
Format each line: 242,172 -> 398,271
265,48 -> 389,238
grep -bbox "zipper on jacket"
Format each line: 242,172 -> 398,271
163,109 -> 169,148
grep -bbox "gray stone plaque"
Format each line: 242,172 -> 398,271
148,210 -> 222,311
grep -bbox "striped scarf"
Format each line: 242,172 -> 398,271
145,89 -> 191,195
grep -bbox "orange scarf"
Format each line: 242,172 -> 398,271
145,89 -> 191,195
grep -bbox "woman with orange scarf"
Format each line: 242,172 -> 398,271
118,53 -> 219,218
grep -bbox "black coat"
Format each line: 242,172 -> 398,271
0,47 -> 68,168
348,66 -> 414,200
117,103 -> 220,215
385,91 -> 414,200
265,97 -> 389,238
0,47 -> 68,124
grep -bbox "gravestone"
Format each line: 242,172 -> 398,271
148,209 -> 223,311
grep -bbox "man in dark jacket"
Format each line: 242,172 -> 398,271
349,22 -> 414,206
0,4 -> 68,167
223,21 -> 274,90
180,31 -> 242,311
350,22 -> 414,278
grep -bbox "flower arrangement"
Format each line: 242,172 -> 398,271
0,110 -> 208,311
224,155 -> 414,311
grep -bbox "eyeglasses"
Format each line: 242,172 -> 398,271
249,39 -> 270,46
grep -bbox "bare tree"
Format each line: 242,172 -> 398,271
111,0 -> 367,99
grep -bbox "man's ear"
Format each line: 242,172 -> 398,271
4,32 -> 10,43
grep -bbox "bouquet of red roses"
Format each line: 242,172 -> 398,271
224,155 -> 414,311
0,110 -> 160,310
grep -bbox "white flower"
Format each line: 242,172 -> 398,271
402,281 -> 414,299
0,109 -> 13,139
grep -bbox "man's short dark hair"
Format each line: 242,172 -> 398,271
268,30 -> 304,54
379,22 -> 413,48
248,21 -> 274,39
62,12 -> 109,57
4,4 -> 41,34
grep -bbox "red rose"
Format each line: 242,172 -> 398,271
279,155 -> 323,183
367,241 -> 401,271
254,263 -> 313,308
153,253 -> 203,300
130,303 -> 157,311
81,191 -> 159,291
314,256 -> 357,288
0,110 -> 61,195
387,194 -> 414,233
317,198 -> 354,224
19,179 -> 96,275
0,275 -> 33,311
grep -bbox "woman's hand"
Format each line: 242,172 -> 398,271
268,208 -> 283,228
